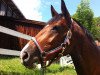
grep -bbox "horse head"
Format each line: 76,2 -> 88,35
20,0 -> 74,68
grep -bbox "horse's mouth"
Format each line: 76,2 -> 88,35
20,59 -> 36,69
23,62 -> 37,69
21,58 -> 39,69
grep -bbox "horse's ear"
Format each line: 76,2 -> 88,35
61,0 -> 71,28
51,5 -> 58,17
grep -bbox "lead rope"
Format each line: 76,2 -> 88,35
40,56 -> 46,75
40,67 -> 46,75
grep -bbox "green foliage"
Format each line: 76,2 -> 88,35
0,56 -> 76,75
95,26 -> 100,40
72,0 -> 95,37
93,17 -> 100,40
93,17 -> 100,26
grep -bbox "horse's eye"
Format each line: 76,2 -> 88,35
51,26 -> 60,31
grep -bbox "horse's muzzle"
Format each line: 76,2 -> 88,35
20,51 -> 37,69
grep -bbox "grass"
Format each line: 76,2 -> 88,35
0,55 -> 77,75
46,64 -> 76,75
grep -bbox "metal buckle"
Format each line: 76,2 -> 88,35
67,29 -> 72,39
61,43 -> 66,48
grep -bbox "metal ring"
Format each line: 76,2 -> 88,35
61,43 -> 66,48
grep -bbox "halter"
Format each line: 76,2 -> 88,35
31,30 -> 72,68
31,19 -> 73,68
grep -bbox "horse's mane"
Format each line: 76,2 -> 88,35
73,19 -> 95,43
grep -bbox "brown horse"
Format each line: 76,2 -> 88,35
20,0 -> 100,75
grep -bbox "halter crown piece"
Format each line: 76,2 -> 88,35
31,19 -> 73,68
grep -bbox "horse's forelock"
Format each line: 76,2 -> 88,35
47,14 -> 63,24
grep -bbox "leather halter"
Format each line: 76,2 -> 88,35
31,30 -> 72,68
31,19 -> 73,68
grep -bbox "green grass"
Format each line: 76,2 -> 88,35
46,64 -> 76,75
0,55 -> 77,75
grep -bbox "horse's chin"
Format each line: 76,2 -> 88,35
24,63 -> 37,69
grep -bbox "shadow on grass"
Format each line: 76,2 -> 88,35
0,55 -> 18,60
0,70 -> 40,75
0,71 -> 21,75
46,66 -> 74,74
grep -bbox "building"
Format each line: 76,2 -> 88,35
0,0 -> 25,19
0,0 -> 46,50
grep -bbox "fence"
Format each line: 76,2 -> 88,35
0,25 -> 32,40
0,48 -> 20,56
0,25 -> 30,56
0,25 -> 73,67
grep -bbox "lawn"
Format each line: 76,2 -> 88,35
0,55 -> 77,75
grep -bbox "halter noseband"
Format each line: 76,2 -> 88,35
31,19 -> 73,68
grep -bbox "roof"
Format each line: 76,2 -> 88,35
1,0 -> 25,19
0,16 -> 46,27
19,19 -> 47,26
0,0 -> 47,26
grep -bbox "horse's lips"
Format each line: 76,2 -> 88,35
21,59 -> 36,69
23,62 -> 36,69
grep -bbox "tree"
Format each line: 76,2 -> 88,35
73,0 -> 94,34
93,17 -> 100,40
93,17 -> 100,26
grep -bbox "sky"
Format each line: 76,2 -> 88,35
12,0 -> 100,22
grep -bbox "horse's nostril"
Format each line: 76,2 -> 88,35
22,52 -> 28,60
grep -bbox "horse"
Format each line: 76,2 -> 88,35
20,0 -> 100,75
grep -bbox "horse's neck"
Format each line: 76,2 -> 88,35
70,23 -> 100,75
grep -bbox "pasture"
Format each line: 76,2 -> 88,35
0,55 -> 76,75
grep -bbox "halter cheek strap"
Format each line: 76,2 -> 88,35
31,37 -> 44,53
